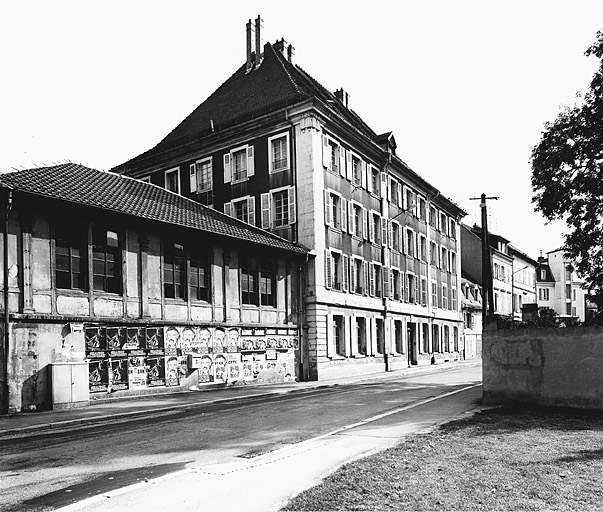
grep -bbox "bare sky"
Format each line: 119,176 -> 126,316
2,1 -> 602,259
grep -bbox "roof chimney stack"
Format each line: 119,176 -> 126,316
334,88 -> 350,108
246,19 -> 255,72
287,43 -> 295,63
255,15 -> 264,68
274,38 -> 295,64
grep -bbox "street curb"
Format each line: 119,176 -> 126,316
0,360 -> 481,438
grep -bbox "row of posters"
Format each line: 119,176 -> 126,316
88,352 -> 294,392
85,325 -> 298,356
85,324 -> 298,393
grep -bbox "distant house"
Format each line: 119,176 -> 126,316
0,163 -> 306,413
537,248 -> 587,322
460,275 -> 482,359
112,17 -> 467,379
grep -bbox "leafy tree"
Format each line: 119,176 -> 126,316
531,31 -> 603,294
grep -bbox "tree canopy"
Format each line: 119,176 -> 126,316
531,31 -> 603,294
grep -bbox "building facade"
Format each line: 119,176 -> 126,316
113,18 -> 467,380
460,277 -> 482,359
509,246 -> 537,320
537,248 -> 587,322
0,164 -> 305,414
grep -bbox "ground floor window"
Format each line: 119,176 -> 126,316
334,315 -> 346,356
444,325 -> 450,352
394,320 -> 403,353
422,324 -> 430,353
356,317 -> 366,355
432,324 -> 440,352
376,318 -> 384,354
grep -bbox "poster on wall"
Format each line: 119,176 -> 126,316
147,356 -> 165,387
85,326 -> 106,354
253,353 -> 266,379
242,355 -> 253,381
146,327 -> 164,353
214,353 -> 227,383
198,354 -> 214,383
128,356 -> 147,390
89,359 -> 109,393
213,328 -> 226,354
165,355 -> 180,386
125,327 -> 144,350
227,353 -> 241,381
179,327 -> 196,355
110,358 -> 129,391
177,355 -> 188,382
197,327 -> 212,354
164,327 -> 181,356
106,327 -> 125,351
226,328 -> 240,352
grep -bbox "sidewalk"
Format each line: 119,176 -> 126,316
0,359 -> 481,438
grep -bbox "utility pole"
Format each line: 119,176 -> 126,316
470,193 -> 498,322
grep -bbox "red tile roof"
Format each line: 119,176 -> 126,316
0,163 -> 307,255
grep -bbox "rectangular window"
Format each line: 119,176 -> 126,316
241,256 -> 258,306
259,260 -> 276,306
196,158 -> 213,192
419,235 -> 427,261
273,190 -> 289,227
261,187 -> 296,230
391,223 -> 400,251
352,155 -> 362,186
422,324 -> 429,353
371,168 -> 380,195
429,206 -> 438,228
55,224 -> 87,290
406,273 -> 417,303
432,324 -> 440,352
405,229 -> 415,257
92,228 -> 122,294
351,203 -> 362,237
334,315 -> 346,356
332,252 -> 342,291
233,148 -> 248,182
164,242 -> 187,299
356,317 -> 366,355
432,281 -> 438,308
376,318 -> 384,354
441,247 -> 449,272
353,258 -> 364,294
392,269 -> 401,300
440,212 -> 448,235
417,196 -> 426,221
390,179 -> 399,207
430,241 -> 438,266
269,133 -> 289,173
226,196 -> 256,226
165,168 -> 180,194
452,287 -> 458,310
190,247 -> 211,302
395,320 -> 403,354
420,277 -> 427,306
235,199 -> 248,222
442,284 -> 449,309
566,284 -> 572,300
449,219 -> 457,239
450,251 -> 457,273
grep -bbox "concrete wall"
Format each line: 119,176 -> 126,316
483,324 -> 603,409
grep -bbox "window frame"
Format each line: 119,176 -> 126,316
163,241 -> 187,300
164,167 -> 181,194
55,223 -> 88,291
268,132 -> 290,174
92,226 -> 122,294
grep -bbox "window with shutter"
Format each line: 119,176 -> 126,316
223,154 -> 231,183
339,147 -> 346,177
247,196 -> 255,226
341,199 -> 347,232
324,190 -> 332,227
261,193 -> 271,229
325,250 -> 333,289
342,255 -> 349,292
247,146 -> 255,177
269,133 -> 289,173
288,186 -> 296,225
189,164 -> 196,193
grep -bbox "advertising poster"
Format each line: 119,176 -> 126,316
146,327 -> 164,352
242,355 -> 254,381
227,353 -> 241,381
197,327 -> 211,354
147,356 -> 165,387
106,327 -> 125,351
198,354 -> 214,383
128,356 -> 147,390
89,359 -> 109,393
165,355 -> 180,386
226,328 -> 240,352
85,326 -> 106,353
110,358 -> 129,391
164,326 -> 181,356
177,356 -> 188,381
213,328 -> 226,354
124,327 -> 144,350
214,353 -> 227,383
253,353 -> 266,379
181,327 -> 196,355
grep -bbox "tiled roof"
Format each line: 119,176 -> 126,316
0,163 -> 307,255
115,43 -> 377,171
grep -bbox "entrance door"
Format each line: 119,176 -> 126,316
407,322 -> 417,366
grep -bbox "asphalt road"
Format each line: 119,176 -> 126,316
0,364 -> 482,512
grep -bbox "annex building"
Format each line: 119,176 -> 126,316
113,17 -> 467,381
0,164 -> 306,413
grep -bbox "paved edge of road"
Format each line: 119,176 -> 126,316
0,360 -> 482,438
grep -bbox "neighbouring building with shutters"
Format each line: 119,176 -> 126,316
0,164 -> 306,413
113,17 -> 467,380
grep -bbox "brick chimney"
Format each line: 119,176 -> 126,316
274,38 -> 295,64
246,19 -> 255,72
254,15 -> 264,68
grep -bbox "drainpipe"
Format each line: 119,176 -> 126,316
1,188 -> 13,415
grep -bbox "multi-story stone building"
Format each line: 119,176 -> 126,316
509,246 -> 537,320
0,164 -> 305,413
113,17 -> 466,380
537,248 -> 587,321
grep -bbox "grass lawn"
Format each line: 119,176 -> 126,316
281,406 -> 603,511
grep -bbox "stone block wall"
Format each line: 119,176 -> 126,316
483,324 -> 603,410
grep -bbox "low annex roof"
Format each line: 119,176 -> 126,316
0,163 -> 307,255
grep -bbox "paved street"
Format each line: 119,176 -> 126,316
0,363 -> 481,512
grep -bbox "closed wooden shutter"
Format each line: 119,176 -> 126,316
288,186 -> 296,225
247,197 -> 256,226
223,154 -> 231,183
261,193 -> 271,229
247,146 -> 255,177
